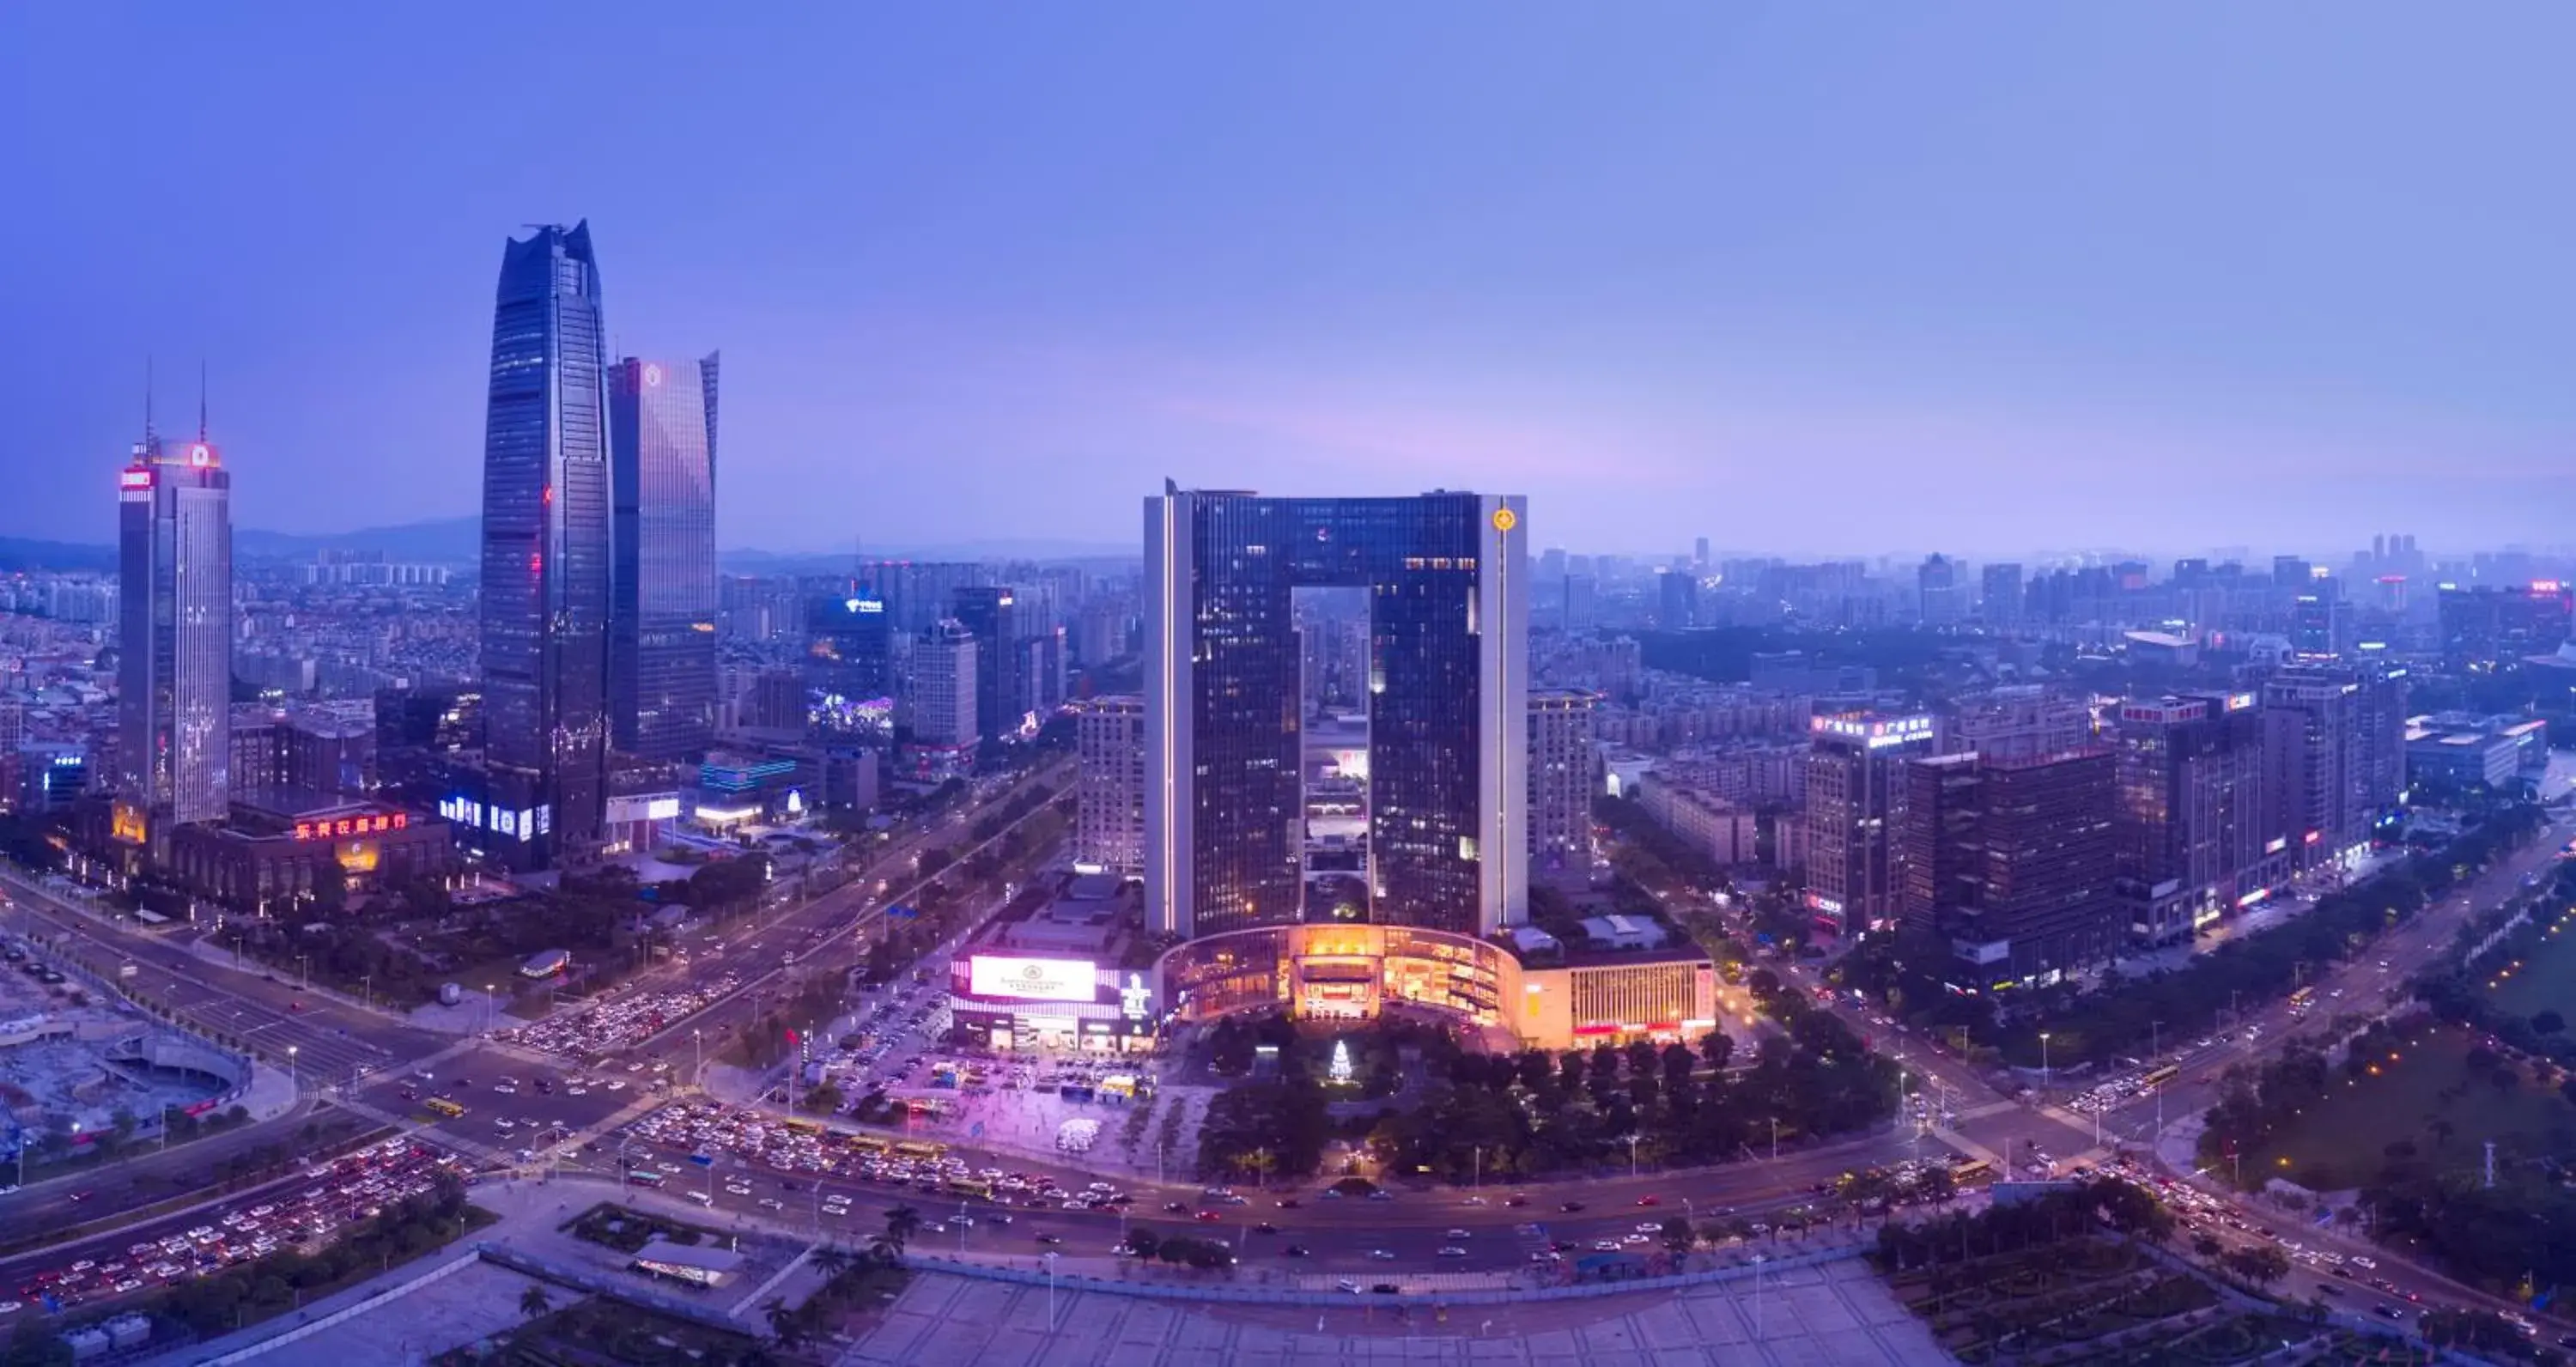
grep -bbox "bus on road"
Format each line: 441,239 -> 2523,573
2288,985 -> 2316,1011
423,1097 -> 466,1117
2142,1064 -> 2180,1089
626,1169 -> 667,1188
1949,1157 -> 1995,1185
893,1140 -> 945,1161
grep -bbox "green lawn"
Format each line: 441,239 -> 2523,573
2252,1024 -> 2576,1191
2480,903 -> 2576,1020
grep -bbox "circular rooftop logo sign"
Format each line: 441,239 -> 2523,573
644,364 -> 664,386
1022,963 -> 1046,981
1491,507 -> 1517,532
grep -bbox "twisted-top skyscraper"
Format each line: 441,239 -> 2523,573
477,222 -> 611,867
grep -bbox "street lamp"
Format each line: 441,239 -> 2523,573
1043,1250 -> 1060,1332
288,1044 -> 299,1091
1625,1133 -> 1642,1180
2038,1032 -> 2052,1090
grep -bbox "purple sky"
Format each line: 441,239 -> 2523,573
3,4 -> 2570,560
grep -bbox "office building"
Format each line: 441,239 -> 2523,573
2438,583 -> 2573,671
2405,713 -> 2549,793
2112,693 -> 2281,945
2289,592 -> 2353,658
806,584 -> 896,730
1527,689 -> 1598,878
609,354 -> 720,763
1901,747 -> 2120,981
1074,695 -> 1146,875
908,619 -> 979,750
951,586 -> 1020,744
1563,574 -> 1598,634
2263,664 -> 2408,872
1656,568 -> 1698,631
477,222 -> 611,867
1941,687 -> 2092,762
1918,554 -> 1965,627
1145,486 -> 1528,939
116,409 -> 234,847
1980,562 -> 2024,630
1804,711 -> 1939,934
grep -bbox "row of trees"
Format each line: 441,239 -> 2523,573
1871,1176 -> 2175,1272
1361,1012 -> 1891,1181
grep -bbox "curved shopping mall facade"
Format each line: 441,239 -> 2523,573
1152,923 -> 1716,1053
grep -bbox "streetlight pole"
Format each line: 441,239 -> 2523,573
1043,1250 -> 1059,1332
1626,1133 -> 1640,1180
288,1044 -> 299,1092
1770,1117 -> 1779,1163
2039,1032 -> 2051,1091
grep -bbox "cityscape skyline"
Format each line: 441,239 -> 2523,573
7,5 -> 2573,558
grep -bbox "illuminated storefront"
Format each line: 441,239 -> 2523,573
1154,925 -> 1713,1051
946,952 -> 1161,1054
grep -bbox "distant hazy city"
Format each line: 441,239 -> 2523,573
6,9 -> 2576,1365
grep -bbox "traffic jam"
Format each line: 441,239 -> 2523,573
495,975 -> 744,1060
616,1099 -> 1139,1224
2,1139 -> 462,1319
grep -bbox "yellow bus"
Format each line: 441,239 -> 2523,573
2142,1065 -> 2180,1089
2288,985 -> 2315,1010
424,1097 -> 466,1117
849,1135 -> 890,1157
1949,1157 -> 1994,1184
784,1117 -> 824,1137
949,1178 -> 992,1200
893,1140 -> 945,1161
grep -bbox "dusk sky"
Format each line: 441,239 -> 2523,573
3,4 -> 2569,561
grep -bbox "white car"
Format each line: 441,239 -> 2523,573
1367,1249 -> 1395,1261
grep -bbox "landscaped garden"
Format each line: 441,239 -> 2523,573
433,1295 -> 761,1367
562,1201 -> 729,1255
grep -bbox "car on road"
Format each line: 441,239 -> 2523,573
1033,1233 -> 1062,1245
1437,1246 -> 1467,1257
1193,1211 -> 1220,1223
1367,1249 -> 1395,1261
1558,1200 -> 1586,1212
1635,1195 -> 1660,1206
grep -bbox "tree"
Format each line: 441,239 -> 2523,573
1659,1215 -> 1695,1254
874,1205 -> 923,1264
2225,1244 -> 2289,1290
2536,1010 -> 2567,1036
518,1283 -> 552,1318
1698,1030 -> 1735,1072
1124,1228 -> 1161,1261
762,1297 -> 809,1349
811,1245 -> 853,1280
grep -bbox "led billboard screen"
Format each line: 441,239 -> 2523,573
968,955 -> 1098,1003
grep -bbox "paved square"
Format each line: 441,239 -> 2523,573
834,1260 -> 1951,1366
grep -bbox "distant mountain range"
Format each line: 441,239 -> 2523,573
0,519 -> 1133,575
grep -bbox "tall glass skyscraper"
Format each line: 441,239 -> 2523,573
117,417 -> 233,841
950,585 -> 1018,743
478,222 -> 611,867
1144,486 -> 1529,940
610,354 -> 720,762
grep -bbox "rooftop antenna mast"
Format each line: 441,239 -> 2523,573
197,361 -> 209,440
143,355 -> 157,447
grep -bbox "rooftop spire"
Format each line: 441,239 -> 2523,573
143,355 -> 156,446
197,360 -> 209,440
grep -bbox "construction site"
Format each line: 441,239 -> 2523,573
0,940 -> 250,1168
